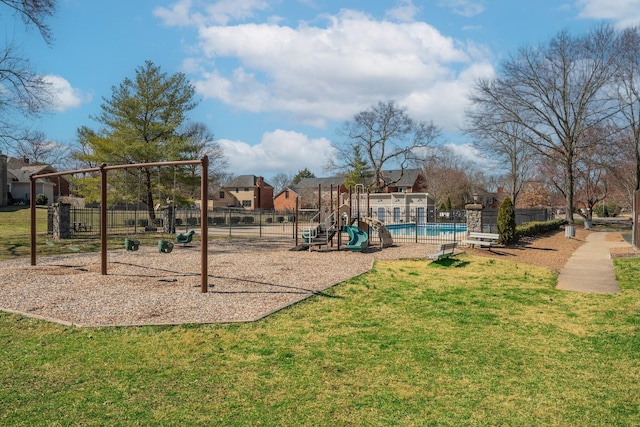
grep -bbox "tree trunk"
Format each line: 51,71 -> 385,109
565,157 -> 575,224
144,169 -> 155,220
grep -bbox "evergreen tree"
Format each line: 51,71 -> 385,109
75,61 -> 202,218
497,196 -> 517,245
343,145 -> 371,191
291,168 -> 315,185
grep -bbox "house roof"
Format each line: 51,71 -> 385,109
7,163 -> 57,183
294,169 -> 423,189
223,175 -> 273,188
375,169 -> 423,187
294,176 -> 346,189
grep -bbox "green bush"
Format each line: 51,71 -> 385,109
230,216 -> 241,225
516,219 -> 564,238
593,203 -> 620,218
35,194 -> 48,206
497,197 -> 517,245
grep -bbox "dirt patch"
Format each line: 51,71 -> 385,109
464,228 -> 638,272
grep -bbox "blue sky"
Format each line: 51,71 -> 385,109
7,0 -> 640,179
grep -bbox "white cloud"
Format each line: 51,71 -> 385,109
577,0 -> 640,27
386,0 -> 420,23
438,0 -> 486,17
43,75 -> 92,112
154,0 -> 270,26
153,0 -> 196,27
162,7 -> 494,132
218,130 -> 335,176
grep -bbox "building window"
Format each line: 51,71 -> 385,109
219,191 -> 225,199
244,188 -> 249,192
393,207 -> 400,223
242,200 -> 252,207
285,190 -> 289,199
235,188 -> 239,193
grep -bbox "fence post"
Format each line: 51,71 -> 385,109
465,200 -> 483,234
52,202 -> 72,240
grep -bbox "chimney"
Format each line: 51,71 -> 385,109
0,153 -> 6,207
256,176 -> 264,188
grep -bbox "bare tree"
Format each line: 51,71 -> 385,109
614,26 -> 640,193
270,172 -> 294,195
181,122 -> 228,185
335,100 -> 440,192
468,25 -> 620,223
420,146 -> 480,209
574,129 -> 611,222
0,0 -> 56,150
15,130 -> 69,167
465,108 -> 534,206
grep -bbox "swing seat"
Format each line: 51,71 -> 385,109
158,239 -> 174,253
176,230 -> 195,246
124,238 -> 140,252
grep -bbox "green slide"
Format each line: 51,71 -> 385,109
344,225 -> 368,252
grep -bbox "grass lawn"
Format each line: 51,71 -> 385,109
0,252 -> 638,425
0,206 -> 201,260
0,206 -> 639,425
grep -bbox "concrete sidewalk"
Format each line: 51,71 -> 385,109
557,232 -> 631,294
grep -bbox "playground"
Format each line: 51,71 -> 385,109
0,239 -> 432,326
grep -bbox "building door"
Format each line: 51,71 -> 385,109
377,207 -> 385,222
417,207 -> 425,224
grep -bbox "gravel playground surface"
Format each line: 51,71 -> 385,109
0,239 -> 434,327
1,229 -> 636,327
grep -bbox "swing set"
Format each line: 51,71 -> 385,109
29,157 -> 211,293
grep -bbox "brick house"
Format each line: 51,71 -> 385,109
221,175 -> 274,210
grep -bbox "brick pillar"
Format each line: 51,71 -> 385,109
465,203 -> 483,233
52,202 -> 71,240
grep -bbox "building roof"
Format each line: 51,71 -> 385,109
375,169 -> 423,187
294,169 -> 423,189
7,162 -> 57,183
223,175 -> 273,188
294,176 -> 346,190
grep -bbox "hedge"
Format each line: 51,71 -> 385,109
516,219 -> 565,238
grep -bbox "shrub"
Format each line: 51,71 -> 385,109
230,216 -> 241,225
35,193 -> 48,205
242,216 -> 254,224
516,219 -> 564,238
593,203 -> 620,218
497,196 -> 517,245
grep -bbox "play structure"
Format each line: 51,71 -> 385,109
295,184 -> 393,252
29,157 -> 211,293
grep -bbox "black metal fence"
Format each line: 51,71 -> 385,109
48,206 -> 551,245
363,208 -> 467,244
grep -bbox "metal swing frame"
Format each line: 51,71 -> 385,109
29,156 -> 210,293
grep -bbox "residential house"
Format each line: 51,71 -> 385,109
362,169 -> 428,193
0,155 -> 69,206
273,188 -> 299,211
221,175 -> 274,210
277,176 -> 347,210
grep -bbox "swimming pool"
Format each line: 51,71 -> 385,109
382,223 -> 467,237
